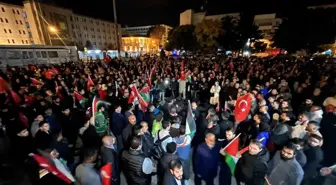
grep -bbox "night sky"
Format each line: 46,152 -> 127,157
5,0 -> 336,26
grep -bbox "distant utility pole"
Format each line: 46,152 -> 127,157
112,0 -> 120,57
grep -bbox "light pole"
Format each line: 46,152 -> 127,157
112,0 -> 120,58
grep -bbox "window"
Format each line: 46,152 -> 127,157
4,29 -> 6,33
98,36 -> 101,39
17,10 -> 20,15
41,51 -> 47,58
1,7 -> 4,12
102,23 -> 105,26
76,17 -> 79,21
36,51 -> 41,58
0,18 -> 2,22
92,35 -> 95,38
7,51 -> 21,59
79,33 -> 81,37
97,21 -> 99,25
48,51 -> 58,58
19,30 -> 21,34
23,12 -> 27,18
26,40 -> 29,44
97,29 -> 100,32
8,29 -> 11,33
21,40 -> 24,44
72,25 -> 74,29
16,20 -> 18,24
12,9 -> 15,14
22,51 -> 28,58
23,30 -> 25,34
7,39 -> 10,43
28,51 -> 34,58
5,19 -> 8,23
20,20 -> 22,25
12,39 -> 15,43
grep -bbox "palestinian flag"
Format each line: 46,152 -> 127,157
74,91 -> 87,105
30,78 -> 43,86
186,72 -> 192,82
130,84 -> 148,112
223,135 -> 240,175
92,96 -> 111,118
100,163 -> 112,185
185,100 -> 196,138
140,86 -> 150,102
29,153 -> 74,184
87,75 -> 95,91
0,77 -> 9,93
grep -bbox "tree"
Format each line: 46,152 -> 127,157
273,8 -> 336,54
85,40 -> 94,50
147,25 -> 165,45
165,25 -> 198,51
195,19 -> 223,48
218,16 -> 240,51
218,13 -> 263,51
253,41 -> 267,52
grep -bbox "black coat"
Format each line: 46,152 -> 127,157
303,146 -> 323,179
122,124 -> 133,149
163,171 -> 185,185
101,146 -> 120,181
82,125 -> 101,149
34,130 -> 52,150
235,148 -> 269,185
141,132 -> 154,157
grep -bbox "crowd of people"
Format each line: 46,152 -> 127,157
0,55 -> 335,185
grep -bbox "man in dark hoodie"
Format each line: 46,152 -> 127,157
235,139 -> 269,185
253,113 -> 270,147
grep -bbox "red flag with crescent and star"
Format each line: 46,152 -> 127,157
234,94 -> 251,122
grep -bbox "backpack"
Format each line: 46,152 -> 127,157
151,130 -> 171,160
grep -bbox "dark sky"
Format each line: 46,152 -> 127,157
5,0 -> 336,26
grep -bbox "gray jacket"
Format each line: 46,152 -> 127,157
267,151 -> 304,185
75,163 -> 102,185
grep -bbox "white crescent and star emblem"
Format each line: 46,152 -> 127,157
238,100 -> 248,112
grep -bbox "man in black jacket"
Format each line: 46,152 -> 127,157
158,142 -> 180,185
163,159 -> 185,185
235,139 -> 269,185
122,115 -> 136,149
121,136 -> 153,185
101,136 -> 120,185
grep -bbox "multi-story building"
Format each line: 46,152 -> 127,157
254,14 -> 282,47
0,0 -> 121,50
122,24 -> 172,48
122,36 -> 160,55
0,2 -> 32,45
180,9 -> 240,26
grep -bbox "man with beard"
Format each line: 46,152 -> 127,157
267,143 -> 304,185
303,134 -> 324,184
163,159 -> 185,185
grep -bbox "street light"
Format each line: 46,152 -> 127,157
48,26 -> 57,33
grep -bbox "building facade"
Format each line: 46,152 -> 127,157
122,24 -> 172,48
180,9 -> 240,26
122,36 -> 159,55
0,2 -> 32,45
0,0 -> 121,50
253,14 -> 282,47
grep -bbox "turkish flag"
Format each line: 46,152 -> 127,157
234,94 -> 251,122
100,163 -> 112,185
